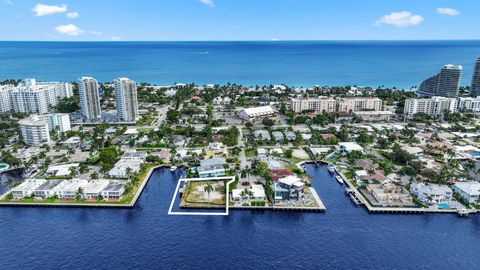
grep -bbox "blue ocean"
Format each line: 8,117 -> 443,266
1,166 -> 480,269
1,41 -> 480,88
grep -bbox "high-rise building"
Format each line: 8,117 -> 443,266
404,97 -> 457,118
19,113 -> 71,145
19,115 -> 51,145
471,58 -> 480,97
114,78 -> 139,122
0,79 -> 72,114
457,97 -> 480,112
79,77 -> 102,121
417,64 -> 463,97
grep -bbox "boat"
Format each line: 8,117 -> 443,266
335,175 -> 344,184
349,193 -> 362,205
327,164 -> 336,173
457,208 -> 470,216
179,187 -> 184,194
170,166 -> 177,172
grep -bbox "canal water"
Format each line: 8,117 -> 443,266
0,165 -> 479,269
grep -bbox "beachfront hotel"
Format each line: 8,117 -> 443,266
79,76 -> 102,121
0,78 -> 72,114
471,58 -> 480,97
114,78 -> 139,122
417,64 -> 463,97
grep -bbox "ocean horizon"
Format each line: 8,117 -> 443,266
1,40 -> 479,88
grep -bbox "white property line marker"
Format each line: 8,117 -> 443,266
168,176 -> 236,216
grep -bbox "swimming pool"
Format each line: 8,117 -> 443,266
0,163 -> 9,171
438,203 -> 451,209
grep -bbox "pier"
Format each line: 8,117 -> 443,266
336,168 -> 478,216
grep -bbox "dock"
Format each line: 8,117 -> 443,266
336,168 -> 477,216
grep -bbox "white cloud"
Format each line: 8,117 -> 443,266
33,3 -> 67,17
437,8 -> 460,16
55,24 -> 83,36
199,0 -> 214,7
88,30 -> 103,35
375,11 -> 424,27
66,11 -> 79,18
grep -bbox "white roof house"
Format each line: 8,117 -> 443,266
401,146 -> 424,156
337,142 -> 364,154
278,175 -> 305,188
109,159 -> 143,178
109,151 -> 146,178
56,179 -> 89,199
239,106 -> 275,121
410,182 -> 453,205
454,182 -> 480,204
455,145 -> 480,154
232,185 -> 266,201
10,179 -> 47,199
102,181 -> 126,200
47,163 -> 80,176
251,184 -> 266,200
82,180 -> 110,199
257,148 -> 268,157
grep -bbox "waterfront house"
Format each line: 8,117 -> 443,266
410,182 -> 453,205
232,185 -> 266,203
10,179 -> 47,199
34,180 -> 65,199
82,180 -> 110,200
366,183 -> 413,206
101,181 -> 126,200
274,175 -> 305,202
56,179 -> 89,200
454,182 -> 480,204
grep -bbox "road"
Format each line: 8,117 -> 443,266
237,126 -> 249,169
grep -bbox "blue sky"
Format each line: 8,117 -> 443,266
0,0 -> 478,41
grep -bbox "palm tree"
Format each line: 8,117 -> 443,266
69,166 -> 78,177
126,167 -> 133,181
75,187 -> 84,201
204,183 -> 214,204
